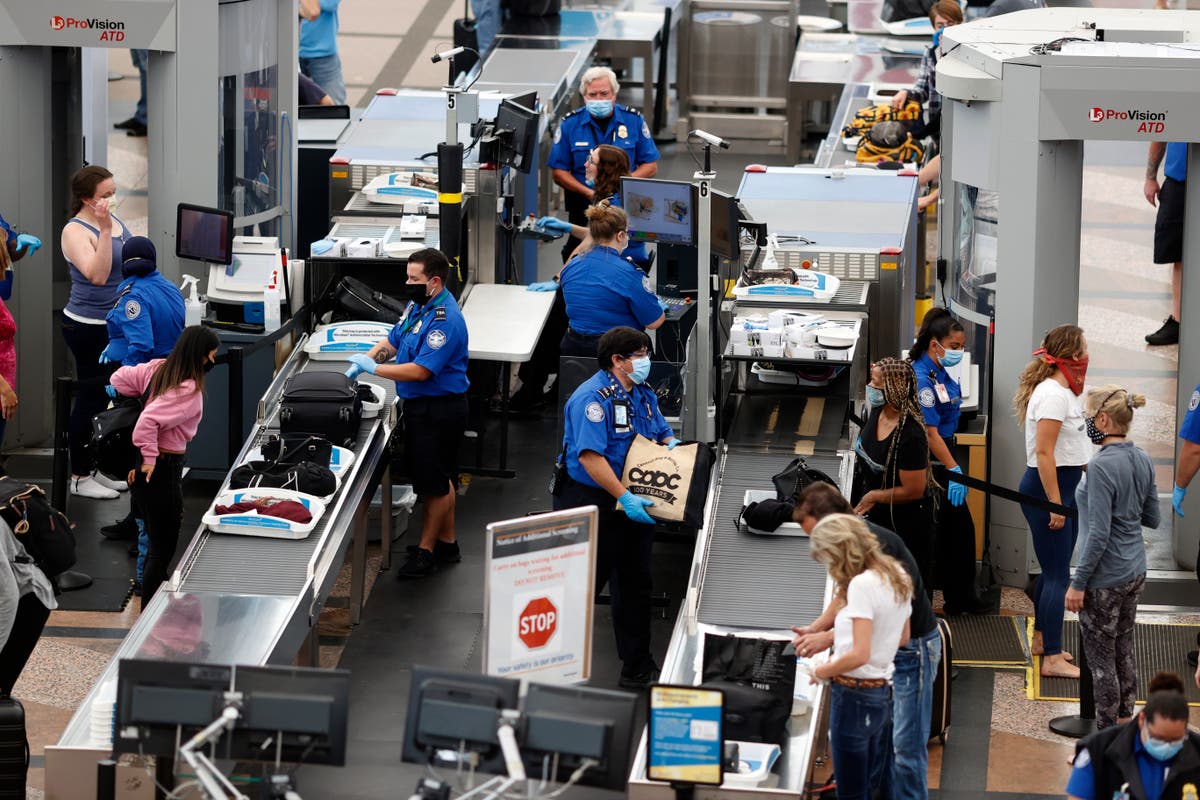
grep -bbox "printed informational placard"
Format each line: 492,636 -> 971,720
483,507 -> 596,684
647,685 -> 724,785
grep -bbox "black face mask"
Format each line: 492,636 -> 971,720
402,282 -> 431,305
203,360 -> 217,374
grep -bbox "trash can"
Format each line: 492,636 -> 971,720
691,11 -> 762,99
767,16 -> 795,99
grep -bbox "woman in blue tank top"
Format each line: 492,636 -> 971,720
59,165 -> 132,500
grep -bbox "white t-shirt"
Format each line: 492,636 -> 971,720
1024,378 -> 1092,468
832,569 -> 912,681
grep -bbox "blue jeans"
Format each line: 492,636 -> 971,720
134,518 -> 148,587
1020,465 -> 1083,656
131,49 -> 148,126
300,54 -> 346,106
876,627 -> 942,800
829,682 -> 893,800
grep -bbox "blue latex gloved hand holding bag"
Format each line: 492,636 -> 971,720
618,491 -> 656,525
15,234 -> 40,255
99,340 -> 127,364
528,280 -> 559,292
536,217 -> 572,234
947,465 -> 967,507
1175,485 -> 1187,517
344,353 -> 378,380
665,438 -> 682,450
105,385 -> 118,399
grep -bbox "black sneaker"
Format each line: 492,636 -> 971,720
397,547 -> 437,579
1146,316 -> 1179,346
406,541 -> 462,564
126,122 -> 147,138
113,116 -> 140,130
618,660 -> 660,691
101,518 -> 140,541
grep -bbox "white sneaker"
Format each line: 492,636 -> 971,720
71,475 -> 119,500
91,472 -> 129,493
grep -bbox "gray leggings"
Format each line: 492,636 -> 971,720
1078,573 -> 1146,730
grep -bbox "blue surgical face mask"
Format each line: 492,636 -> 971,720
629,356 -> 651,384
932,28 -> 943,48
939,344 -> 964,368
865,386 -> 886,409
586,99 -> 614,119
585,176 -> 596,188
1143,730 -> 1185,762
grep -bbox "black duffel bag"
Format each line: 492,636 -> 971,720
333,276 -> 408,324
771,457 -> 838,503
700,633 -> 795,747
229,460 -> 336,498
279,372 -> 363,448
261,434 -> 333,468
88,388 -> 151,482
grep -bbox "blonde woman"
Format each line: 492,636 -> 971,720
805,514 -> 912,800
1014,324 -> 1091,679
1066,387 -> 1158,729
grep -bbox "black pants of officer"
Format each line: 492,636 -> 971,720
934,439 -> 987,613
559,328 -> 602,359
553,478 -> 655,677
514,291 -> 569,408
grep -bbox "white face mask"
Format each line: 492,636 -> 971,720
91,194 -> 119,214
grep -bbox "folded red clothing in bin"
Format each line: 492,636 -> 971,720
213,498 -> 313,523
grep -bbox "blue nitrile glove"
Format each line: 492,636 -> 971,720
947,465 -> 967,507
536,216 -> 572,234
98,341 -> 127,364
105,385 -> 117,399
528,280 -> 559,292
618,490 -> 656,525
15,234 -> 41,255
348,353 -> 377,376
665,437 -> 682,450
310,238 -> 335,255
344,364 -> 363,380
658,297 -> 670,312
1175,484 -> 1187,517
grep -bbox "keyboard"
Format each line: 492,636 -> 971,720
659,295 -> 696,322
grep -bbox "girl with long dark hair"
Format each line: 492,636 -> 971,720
109,325 -> 221,608
1015,323 -> 1091,678
852,357 -> 936,590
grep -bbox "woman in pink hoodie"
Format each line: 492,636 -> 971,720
110,325 -> 220,608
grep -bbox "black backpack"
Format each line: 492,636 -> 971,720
88,388 -> 150,482
771,457 -> 839,503
0,479 -> 76,578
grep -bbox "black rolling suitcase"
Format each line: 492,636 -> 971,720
278,372 -> 363,449
0,694 -> 28,798
929,617 -> 952,743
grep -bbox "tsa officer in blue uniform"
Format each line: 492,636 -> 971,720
99,237 -> 186,368
557,202 -> 664,358
348,249 -> 470,579
549,66 -> 660,259
554,326 -> 679,689
1173,382 -> 1200,522
909,307 -> 989,615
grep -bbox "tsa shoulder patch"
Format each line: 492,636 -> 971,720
553,126 -> 562,144
585,401 -> 605,423
919,387 -> 936,408
426,329 -> 447,350
124,299 -> 141,320
1190,389 -> 1200,412
642,120 -> 651,138
1073,748 -> 1090,768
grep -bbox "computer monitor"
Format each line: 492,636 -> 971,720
496,95 -> 539,174
622,177 -> 696,246
520,683 -> 639,791
401,666 -> 521,775
229,665 -> 351,767
176,203 -> 235,266
710,189 -> 742,261
115,659 -> 235,757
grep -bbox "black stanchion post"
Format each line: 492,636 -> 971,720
1049,636 -> 1096,738
52,377 -> 72,512
228,347 -> 245,466
96,759 -> 116,800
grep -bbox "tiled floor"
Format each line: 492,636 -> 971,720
22,1 -> 1195,798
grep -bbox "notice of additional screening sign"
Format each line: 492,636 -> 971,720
647,686 -> 724,785
483,507 -> 596,684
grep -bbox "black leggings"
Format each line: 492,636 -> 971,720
131,453 -> 185,609
0,592 -> 50,694
61,315 -> 116,476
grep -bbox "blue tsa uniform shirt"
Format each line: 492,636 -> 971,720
914,351 -> 962,438
1181,383 -> 1200,445
560,246 -> 662,335
562,369 -> 673,489
549,105 -> 660,183
105,272 -> 186,366
386,290 -> 470,399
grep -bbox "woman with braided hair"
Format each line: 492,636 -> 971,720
1015,323 -> 1091,679
852,357 -> 936,592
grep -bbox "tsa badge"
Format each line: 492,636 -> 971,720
617,124 -> 628,139
1182,783 -> 1197,800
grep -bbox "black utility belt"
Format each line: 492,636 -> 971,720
402,393 -> 466,408
566,327 -> 602,341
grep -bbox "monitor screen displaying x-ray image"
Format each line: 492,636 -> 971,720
176,203 -> 234,266
622,177 -> 695,246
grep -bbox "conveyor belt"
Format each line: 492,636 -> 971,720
177,362 -> 394,595
697,449 -> 841,630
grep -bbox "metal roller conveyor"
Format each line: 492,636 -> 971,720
50,336 -> 397,753
628,448 -> 854,798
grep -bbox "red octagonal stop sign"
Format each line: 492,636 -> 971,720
518,597 -> 557,649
